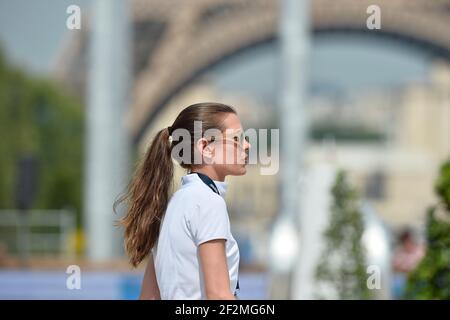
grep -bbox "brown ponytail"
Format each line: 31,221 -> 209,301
115,102 -> 236,267
115,127 -> 174,267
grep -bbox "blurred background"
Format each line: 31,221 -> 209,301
0,0 -> 449,300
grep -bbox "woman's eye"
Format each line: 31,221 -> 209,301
244,136 -> 249,142
233,136 -> 239,142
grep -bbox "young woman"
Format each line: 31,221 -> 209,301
115,102 -> 250,300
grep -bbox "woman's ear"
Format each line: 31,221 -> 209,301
196,138 -> 214,163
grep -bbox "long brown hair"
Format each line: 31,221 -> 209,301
114,102 -> 236,267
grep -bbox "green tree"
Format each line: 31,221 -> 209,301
405,159 -> 450,299
0,48 -> 84,227
315,170 -> 371,299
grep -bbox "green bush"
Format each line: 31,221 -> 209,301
315,170 -> 371,299
405,159 -> 450,299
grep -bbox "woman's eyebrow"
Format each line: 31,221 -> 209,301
225,128 -> 244,134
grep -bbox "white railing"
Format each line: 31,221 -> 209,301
0,209 -> 76,258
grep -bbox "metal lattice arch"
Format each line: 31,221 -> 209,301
55,0 -> 450,144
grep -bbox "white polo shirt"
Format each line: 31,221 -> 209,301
152,173 -> 240,300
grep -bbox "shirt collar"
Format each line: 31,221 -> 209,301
181,173 -> 228,198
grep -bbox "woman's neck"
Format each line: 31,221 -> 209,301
191,167 -> 225,182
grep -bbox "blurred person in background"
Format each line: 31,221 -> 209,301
391,228 -> 425,299
115,102 -> 250,300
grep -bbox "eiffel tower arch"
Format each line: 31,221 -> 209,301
55,0 -> 450,144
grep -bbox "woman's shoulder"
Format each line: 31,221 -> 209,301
176,181 -> 225,203
171,182 -> 227,215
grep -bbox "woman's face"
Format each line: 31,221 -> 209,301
209,113 -> 251,177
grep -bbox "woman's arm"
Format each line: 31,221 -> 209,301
199,239 -> 236,300
139,253 -> 161,300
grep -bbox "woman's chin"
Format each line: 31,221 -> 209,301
237,165 -> 247,175
227,165 -> 247,176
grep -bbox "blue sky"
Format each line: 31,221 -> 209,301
0,0 -> 92,74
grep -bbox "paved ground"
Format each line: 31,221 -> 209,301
0,270 -> 269,299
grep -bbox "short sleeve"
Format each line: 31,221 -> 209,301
187,197 -> 230,246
